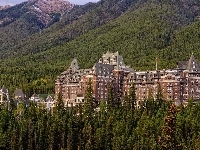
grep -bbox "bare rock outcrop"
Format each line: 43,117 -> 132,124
28,0 -> 74,26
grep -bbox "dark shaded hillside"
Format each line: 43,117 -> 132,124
0,2 -> 28,27
0,0 -> 72,52
0,13 -> 45,49
1,0 -> 200,95
0,2 -> 43,49
0,0 -> 137,59
159,20 -> 200,66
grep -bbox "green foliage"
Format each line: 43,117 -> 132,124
84,78 -> 94,122
55,92 -> 64,116
0,86 -> 199,149
129,83 -> 137,109
107,85 -> 115,110
159,104 -> 183,149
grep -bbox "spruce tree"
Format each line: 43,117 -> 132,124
159,104 -> 182,149
123,92 -> 131,110
9,99 -> 16,111
82,78 -> 95,149
129,83 -> 136,110
156,82 -> 164,107
84,78 -> 94,121
107,85 -> 115,110
55,92 -> 64,112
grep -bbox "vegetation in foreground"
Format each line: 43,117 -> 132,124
0,82 -> 199,150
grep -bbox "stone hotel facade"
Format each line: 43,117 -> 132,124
55,51 -> 200,106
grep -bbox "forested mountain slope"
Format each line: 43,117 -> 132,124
0,0 -> 73,52
0,0 -> 137,58
1,0 -> 200,95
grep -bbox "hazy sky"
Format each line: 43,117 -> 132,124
0,0 -> 99,6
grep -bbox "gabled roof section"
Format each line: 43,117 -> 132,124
99,51 -> 134,72
46,95 -> 54,102
14,89 -> 24,96
177,61 -> 188,70
38,94 -> 54,101
70,58 -> 79,73
99,51 -> 125,69
31,93 -> 39,98
186,53 -> 200,72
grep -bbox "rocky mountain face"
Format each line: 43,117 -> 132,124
28,0 -> 74,26
0,0 -> 73,28
0,0 -> 134,53
0,5 -> 10,10
0,0 -> 74,51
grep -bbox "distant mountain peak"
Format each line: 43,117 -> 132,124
0,5 -> 11,10
27,0 -> 74,26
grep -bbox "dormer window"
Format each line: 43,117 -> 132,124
192,90 -> 194,94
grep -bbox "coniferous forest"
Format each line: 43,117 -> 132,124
0,82 -> 200,150
1,0 -> 200,149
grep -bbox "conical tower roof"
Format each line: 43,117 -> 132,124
1,85 -> 8,94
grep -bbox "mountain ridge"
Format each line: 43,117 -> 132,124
0,5 -> 10,10
27,0 -> 74,26
0,0 -> 136,58
0,0 -> 73,27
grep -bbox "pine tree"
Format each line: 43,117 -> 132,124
156,82 -> 164,107
107,85 -> 115,110
9,99 -> 16,111
84,78 -> 94,121
159,104 -> 182,149
129,83 -> 136,110
55,93 -> 64,116
123,92 -> 131,110
105,116 -> 113,150
55,92 -> 64,112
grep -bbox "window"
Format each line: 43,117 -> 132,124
168,91 -> 172,95
192,90 -> 194,94
167,86 -> 172,90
